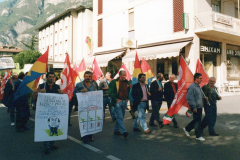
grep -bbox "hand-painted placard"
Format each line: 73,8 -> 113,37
76,91 -> 103,137
34,93 -> 69,142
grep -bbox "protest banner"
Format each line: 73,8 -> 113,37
34,93 -> 69,142
76,91 -> 103,137
0,57 -> 15,70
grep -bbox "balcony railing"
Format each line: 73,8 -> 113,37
195,11 -> 240,36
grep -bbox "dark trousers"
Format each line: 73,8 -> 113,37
185,108 -> 202,138
16,104 -> 30,130
10,104 -> 15,123
68,100 -> 73,124
200,104 -> 217,134
149,100 -> 163,125
167,100 -> 178,126
44,141 -> 55,149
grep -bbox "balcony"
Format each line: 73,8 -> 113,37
195,11 -> 240,41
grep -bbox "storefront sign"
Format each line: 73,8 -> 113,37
183,13 -> 189,30
141,55 -> 156,60
227,49 -> 240,57
121,38 -> 137,48
200,45 -> 221,54
214,13 -> 233,26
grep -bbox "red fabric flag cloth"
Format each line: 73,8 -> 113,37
141,58 -> 155,86
74,58 -> 86,82
91,58 -> 103,81
113,63 -> 131,81
163,56 -> 194,124
195,59 -> 209,88
61,54 -> 78,101
0,70 -> 11,100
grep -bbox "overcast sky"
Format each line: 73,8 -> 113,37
0,0 -> 5,3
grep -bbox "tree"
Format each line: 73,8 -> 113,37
20,35 -> 38,50
13,50 -> 42,69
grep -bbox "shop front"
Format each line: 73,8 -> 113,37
122,38 -> 193,80
226,44 -> 240,86
200,39 -> 221,78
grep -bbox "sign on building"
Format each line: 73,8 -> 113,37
121,38 -> 137,48
214,13 -> 233,26
200,45 -> 221,54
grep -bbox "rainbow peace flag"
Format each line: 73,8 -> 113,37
14,47 -> 49,100
141,58 -> 154,86
129,52 -> 142,103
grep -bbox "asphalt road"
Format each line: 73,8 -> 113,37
0,95 -> 240,160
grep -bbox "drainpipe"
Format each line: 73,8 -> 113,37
238,0 -> 239,18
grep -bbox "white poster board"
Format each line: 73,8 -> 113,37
0,57 -> 15,70
76,91 -> 103,137
34,93 -> 69,142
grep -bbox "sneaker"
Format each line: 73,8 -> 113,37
183,127 -> 190,137
209,132 -> 219,136
11,122 -> 14,126
144,129 -> 151,134
133,128 -> 141,132
196,137 -> 205,141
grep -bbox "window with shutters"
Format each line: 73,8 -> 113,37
129,8 -> 134,31
173,0 -> 184,32
98,0 -> 103,15
98,19 -> 103,47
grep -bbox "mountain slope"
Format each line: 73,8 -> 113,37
0,0 -> 92,49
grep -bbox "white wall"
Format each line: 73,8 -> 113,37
135,0 -> 173,45
198,0 -> 212,14
103,0 -> 128,13
102,11 -> 128,48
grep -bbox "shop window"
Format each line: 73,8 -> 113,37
157,62 -> 164,75
235,7 -> 240,18
129,9 -> 134,31
98,0 -> 103,15
98,19 -> 103,47
226,45 -> 240,81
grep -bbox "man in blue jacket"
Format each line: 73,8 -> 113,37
183,73 -> 207,141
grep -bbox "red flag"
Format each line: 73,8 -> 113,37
195,59 -> 209,87
163,56 -> 194,124
91,58 -> 103,81
141,58 -> 155,85
74,58 -> 86,82
61,54 -> 78,101
113,63 -> 131,81
0,70 -> 11,100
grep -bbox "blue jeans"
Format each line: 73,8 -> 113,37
133,102 -> 149,131
114,100 -> 127,133
103,97 -> 116,120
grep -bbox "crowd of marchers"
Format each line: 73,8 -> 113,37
1,70 -> 221,154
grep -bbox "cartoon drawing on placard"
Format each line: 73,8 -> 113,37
44,116 -> 63,136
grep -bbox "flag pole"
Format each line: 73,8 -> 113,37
44,72 -> 47,89
181,56 -> 211,106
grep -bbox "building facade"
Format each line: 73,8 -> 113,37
37,6 -> 93,71
91,0 -> 240,89
0,46 -> 23,56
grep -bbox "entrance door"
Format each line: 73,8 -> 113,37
201,53 -> 214,77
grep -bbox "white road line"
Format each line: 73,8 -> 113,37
29,117 -> 103,154
106,155 -> 121,160
67,135 -> 103,153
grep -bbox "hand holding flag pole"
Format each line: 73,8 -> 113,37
200,88 -> 210,106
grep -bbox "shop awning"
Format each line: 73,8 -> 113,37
84,51 -> 125,67
122,41 -> 192,62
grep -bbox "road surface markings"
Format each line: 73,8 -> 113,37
106,155 -> 121,160
29,116 -> 121,159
